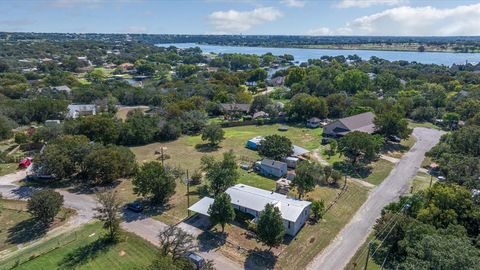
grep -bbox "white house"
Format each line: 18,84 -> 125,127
67,104 -> 97,119
188,184 -> 311,236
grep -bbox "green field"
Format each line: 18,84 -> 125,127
0,164 -> 17,176
345,233 -> 381,270
362,159 -> 395,185
1,223 -> 158,270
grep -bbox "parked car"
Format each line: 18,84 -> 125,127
185,252 -> 206,270
388,135 -> 401,143
126,201 -> 144,213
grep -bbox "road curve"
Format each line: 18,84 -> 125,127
307,127 -> 444,270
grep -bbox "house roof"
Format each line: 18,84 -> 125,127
226,184 -> 311,222
248,136 -> 264,145
261,159 -> 287,170
188,197 -> 214,216
293,145 -> 310,156
336,112 -> 375,134
220,103 -> 251,112
308,117 -> 321,123
52,85 -> 71,93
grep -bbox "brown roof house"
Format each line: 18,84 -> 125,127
323,112 -> 375,137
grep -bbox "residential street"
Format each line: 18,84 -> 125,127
307,127 -> 444,270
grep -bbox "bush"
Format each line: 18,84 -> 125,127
27,189 -> 64,224
14,132 -> 28,144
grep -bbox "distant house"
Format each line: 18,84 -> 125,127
266,76 -> 285,86
67,104 -> 96,119
323,112 -> 375,137
307,117 -> 322,128
188,184 -> 311,236
246,136 -> 264,150
52,85 -> 71,94
45,120 -> 61,126
220,103 -> 251,116
256,159 -> 288,178
253,111 -> 269,119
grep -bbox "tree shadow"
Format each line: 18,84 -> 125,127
244,249 -> 277,270
333,161 -> 372,179
7,218 -> 49,245
121,201 -> 172,223
197,230 -> 226,252
382,141 -> 408,154
194,143 -> 220,153
58,236 -> 116,269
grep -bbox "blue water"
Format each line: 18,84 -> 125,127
157,43 -> 480,66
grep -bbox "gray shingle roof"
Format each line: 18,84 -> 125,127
338,112 -> 375,133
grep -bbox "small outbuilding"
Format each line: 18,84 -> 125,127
256,159 -> 288,178
246,136 -> 264,150
307,117 -> 322,128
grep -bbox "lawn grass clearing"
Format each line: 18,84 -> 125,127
362,159 -> 395,185
115,106 -> 149,121
407,120 -> 441,130
0,199 -> 75,254
411,171 -> 437,193
0,163 -> 18,176
1,222 -> 158,270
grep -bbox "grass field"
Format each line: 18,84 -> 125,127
115,106 -> 150,121
276,181 -> 370,270
2,223 -> 158,270
411,171 -> 437,193
0,164 -> 17,176
0,200 -> 74,254
362,159 -> 395,185
407,120 -> 441,130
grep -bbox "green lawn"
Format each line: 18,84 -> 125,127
362,159 -> 395,185
0,200 -> 74,254
407,120 -> 441,130
0,164 -> 18,176
2,223 -> 158,270
411,171 -> 436,193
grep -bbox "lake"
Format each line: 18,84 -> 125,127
157,43 -> 480,66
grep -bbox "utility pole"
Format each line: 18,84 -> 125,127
186,170 -> 190,217
364,242 -> 371,270
429,173 -> 433,188
160,147 -> 164,167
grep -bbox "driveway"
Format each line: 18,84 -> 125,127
121,212 -> 243,270
307,127 -> 444,270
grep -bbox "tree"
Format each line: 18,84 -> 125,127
258,134 -> 293,161
374,111 -> 411,139
339,131 -> 384,166
71,115 -> 121,145
331,170 -> 343,187
158,226 -> 197,261
250,95 -> 272,113
14,132 -> 28,144
208,192 -> 235,232
201,150 -> 239,196
176,64 -> 198,78
119,111 -> 159,146
443,112 -> 460,130
326,140 -> 337,158
256,203 -> 285,250
285,67 -> 306,87
95,191 -> 121,240
27,189 -> 64,224
83,146 -> 137,185
201,124 -> 225,146
133,161 -> 176,204
335,69 -> 369,94
286,93 -> 328,121
291,161 -> 323,198
0,115 -> 15,140
311,200 -> 325,222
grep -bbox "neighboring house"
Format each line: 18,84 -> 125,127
266,76 -> 285,86
188,184 -> 311,236
52,85 -> 71,94
67,104 -> 96,119
45,120 -> 61,126
323,112 -> 375,137
253,111 -> 269,119
307,117 -> 321,128
220,103 -> 251,115
256,159 -> 288,178
246,136 -> 264,150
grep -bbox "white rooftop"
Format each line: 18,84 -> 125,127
189,184 -> 310,222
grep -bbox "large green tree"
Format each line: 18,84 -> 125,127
339,131 -> 384,166
201,124 -> 225,146
95,191 -> 122,240
133,161 -> 176,204
335,69 -> 369,94
83,146 -> 137,185
258,134 -> 293,161
286,93 -> 328,121
201,150 -> 239,196
291,161 -> 324,199
27,189 -> 64,224
374,111 -> 411,139
208,192 -> 235,232
256,203 -> 285,250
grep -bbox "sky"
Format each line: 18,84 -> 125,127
1,0 -> 480,36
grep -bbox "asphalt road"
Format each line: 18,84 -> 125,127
307,127 -> 444,270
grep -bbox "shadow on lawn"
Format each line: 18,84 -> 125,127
245,249 -> 277,270
7,218 -> 49,245
333,161 -> 373,179
197,230 -> 226,252
58,236 -> 117,269
194,143 -> 220,153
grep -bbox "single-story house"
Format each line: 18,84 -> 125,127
323,112 -> 375,137
188,184 -> 311,236
307,117 -> 322,128
67,104 -> 97,119
220,103 -> 251,115
256,159 -> 288,178
246,136 -> 264,150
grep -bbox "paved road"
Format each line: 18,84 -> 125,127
307,128 -> 444,270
